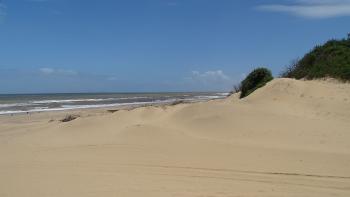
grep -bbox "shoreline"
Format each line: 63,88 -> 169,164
0,97 -> 215,124
0,92 -> 229,116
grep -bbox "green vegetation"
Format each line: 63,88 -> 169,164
281,37 -> 350,81
239,67 -> 273,98
231,35 -> 350,99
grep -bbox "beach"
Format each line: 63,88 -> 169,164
1,78 -> 350,196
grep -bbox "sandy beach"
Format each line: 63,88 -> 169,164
1,78 -> 350,197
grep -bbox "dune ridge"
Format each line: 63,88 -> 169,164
0,78 -> 350,197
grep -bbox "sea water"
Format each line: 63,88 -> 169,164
0,92 -> 229,115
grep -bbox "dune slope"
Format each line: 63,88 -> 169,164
0,78 -> 350,197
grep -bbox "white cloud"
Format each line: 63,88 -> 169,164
257,0 -> 350,19
185,70 -> 236,91
0,3 -> 6,21
39,68 -> 77,76
38,67 -> 121,82
191,70 -> 231,82
39,68 -> 54,74
107,76 -> 118,81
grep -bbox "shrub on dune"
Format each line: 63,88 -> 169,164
239,67 -> 273,98
281,36 -> 350,81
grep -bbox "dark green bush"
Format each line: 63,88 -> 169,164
240,67 -> 273,98
281,38 -> 350,81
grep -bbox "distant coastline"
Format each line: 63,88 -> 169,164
0,92 -> 229,115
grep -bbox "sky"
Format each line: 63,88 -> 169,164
0,0 -> 349,93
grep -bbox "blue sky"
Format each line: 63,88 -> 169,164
0,0 -> 349,93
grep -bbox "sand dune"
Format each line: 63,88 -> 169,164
1,78 -> 350,197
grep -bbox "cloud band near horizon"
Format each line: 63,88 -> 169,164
257,0 -> 350,19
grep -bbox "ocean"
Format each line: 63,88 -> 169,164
0,92 -> 229,115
